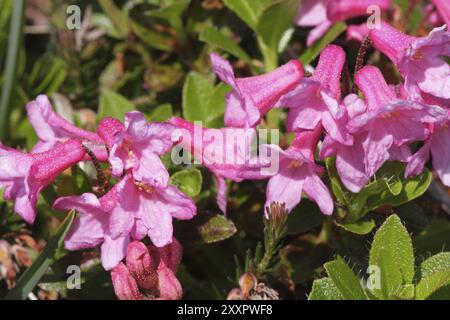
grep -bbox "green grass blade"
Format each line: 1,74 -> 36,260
0,0 -> 25,140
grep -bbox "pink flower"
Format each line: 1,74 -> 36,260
54,173 -> 196,270
431,0 -> 450,26
104,112 -> 176,188
406,112 -> 450,187
0,139 -> 86,224
327,0 -> 391,22
277,45 -> 352,145
210,52 -> 304,128
111,240 -> 183,300
370,22 -> 450,99
348,65 -> 447,178
169,117 -> 255,213
296,0 -> 391,46
346,23 -> 370,42
26,95 -> 107,160
239,126 -> 334,215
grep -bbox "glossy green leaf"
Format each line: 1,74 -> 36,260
182,72 -> 230,128
336,219 -> 376,235
170,168 -> 203,198
5,211 -> 76,300
308,278 -> 343,300
148,103 -> 173,122
324,260 -> 367,300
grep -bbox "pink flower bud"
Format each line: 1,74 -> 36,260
157,262 -> 182,300
157,238 -> 183,273
111,263 -> 145,300
126,241 -> 159,290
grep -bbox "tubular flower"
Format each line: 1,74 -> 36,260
105,112 -> 177,188
370,22 -> 450,99
0,139 -> 86,224
296,0 -> 391,46
239,126 -> 334,215
54,173 -> 196,270
210,52 -> 304,128
277,45 -> 352,145
111,240 -> 183,300
431,0 -> 450,26
26,95 -> 107,160
348,65 -> 447,178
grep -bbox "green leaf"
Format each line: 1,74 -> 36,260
299,22 -> 347,65
170,168 -> 203,198
182,72 -> 230,128
416,270 -> 450,300
200,26 -> 252,64
324,260 -> 367,300
366,164 -> 432,211
416,253 -> 450,300
147,103 -> 173,122
175,212 -> 237,245
308,278 -> 343,300
98,0 -> 128,37
0,0 -> 25,140
419,252 -> 450,279
377,249 -> 403,299
256,0 -> 298,54
98,90 -> 135,121
336,219 -> 376,235
5,211 -> 76,300
222,0 -> 271,30
369,215 -> 415,297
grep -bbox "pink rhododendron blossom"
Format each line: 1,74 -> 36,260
210,52 -> 304,128
0,139 -> 86,224
106,112 -> 177,188
277,45 -> 352,145
169,117 -> 258,213
296,0 -> 391,46
111,240 -> 183,300
406,114 -> 450,186
26,95 -> 107,161
348,65 -> 447,178
370,22 -> 450,99
431,0 -> 450,26
54,173 -> 196,269
239,126 -> 334,215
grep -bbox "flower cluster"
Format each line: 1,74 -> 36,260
1,19 -> 449,300
0,96 -> 196,298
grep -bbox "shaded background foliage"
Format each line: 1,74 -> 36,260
0,0 -> 449,300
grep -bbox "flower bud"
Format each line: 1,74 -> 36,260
157,238 -> 183,273
111,263 -> 145,300
157,263 -> 183,300
126,241 -> 159,290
